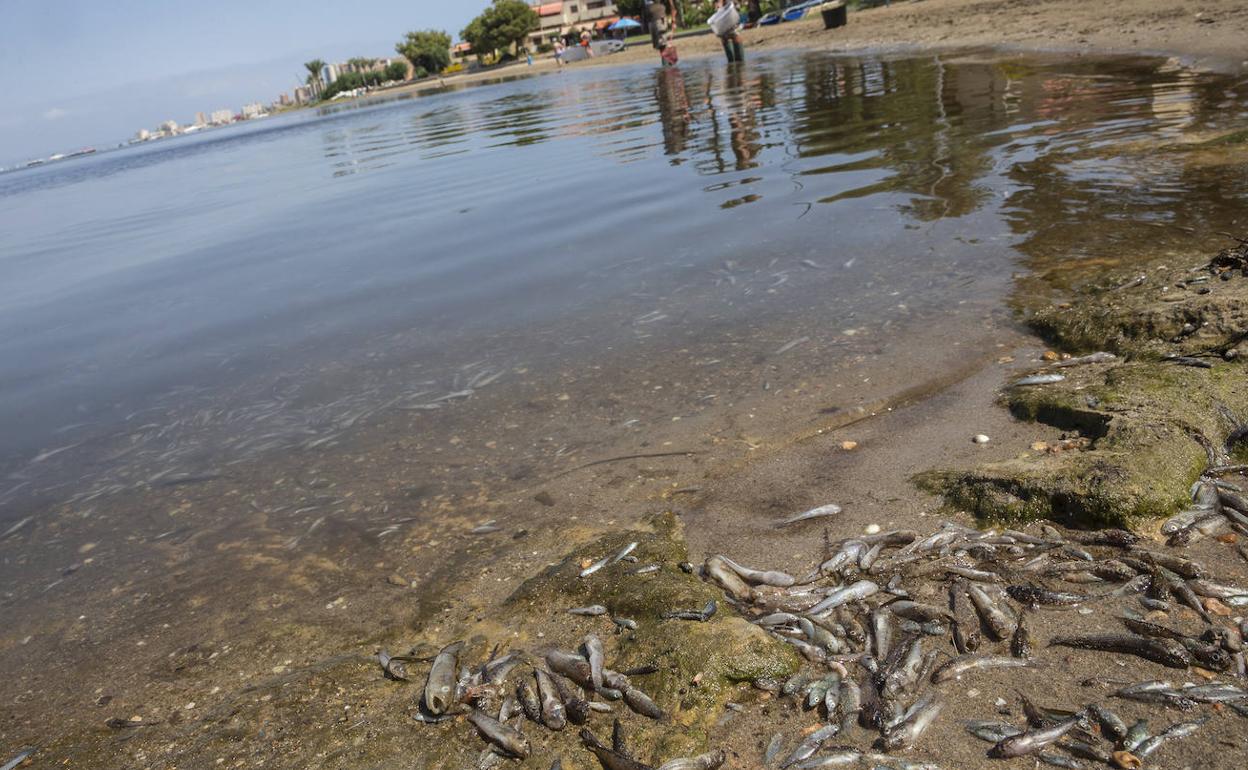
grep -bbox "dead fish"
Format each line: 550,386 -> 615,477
580,727 -> 653,770
931,654 -> 1035,684
584,634 -> 606,690
467,709 -> 530,758
705,556 -> 755,601
775,503 -> 842,528
612,541 -> 639,563
967,583 -> 1014,641
877,691 -> 942,752
1052,352 -> 1117,368
718,555 -> 796,587
1088,704 -> 1128,744
630,564 -> 661,575
1049,633 -> 1191,668
517,678 -> 541,722
1,750 -> 35,770
967,720 -> 1022,743
662,599 -> 716,622
424,641 -> 464,714
1,516 -> 34,539
792,750 -> 863,768
989,713 -> 1083,758
888,600 -> 954,624
1011,611 -> 1033,658
656,750 -> 727,770
1006,585 -> 1088,607
613,616 -> 638,631
809,580 -> 879,617
569,605 -> 609,616
781,723 -> 840,768
471,522 -> 502,534
1012,374 -> 1065,386
580,555 -> 611,578
534,669 -> 567,729
378,649 -> 418,681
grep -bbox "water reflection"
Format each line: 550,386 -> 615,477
1,51 -> 1246,518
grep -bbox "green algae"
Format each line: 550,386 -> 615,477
922,256 -> 1248,529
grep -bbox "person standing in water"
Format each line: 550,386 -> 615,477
714,0 -> 745,63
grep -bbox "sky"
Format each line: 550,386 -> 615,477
0,0 -> 481,166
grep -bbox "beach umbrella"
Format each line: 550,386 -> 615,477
608,18 -> 642,31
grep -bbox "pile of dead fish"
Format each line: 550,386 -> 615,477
385,631 -> 723,769
700,478 -> 1248,768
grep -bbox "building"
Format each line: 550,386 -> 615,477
293,86 -> 313,105
528,1 -> 620,49
241,102 -> 265,119
321,63 -> 340,86
278,93 -> 292,107
210,109 -> 233,126
135,128 -> 151,142
194,112 -> 207,127
159,120 -> 180,135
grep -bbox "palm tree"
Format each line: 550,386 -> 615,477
304,59 -> 326,97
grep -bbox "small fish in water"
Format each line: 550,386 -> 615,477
630,564 -> 660,575
568,605 -> 609,616
775,503 -> 842,528
775,336 -> 810,355
1012,374 -> 1066,386
471,521 -> 502,534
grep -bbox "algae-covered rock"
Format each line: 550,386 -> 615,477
923,249 -> 1248,529
506,511 -> 799,760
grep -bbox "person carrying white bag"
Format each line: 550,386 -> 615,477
710,1 -> 745,63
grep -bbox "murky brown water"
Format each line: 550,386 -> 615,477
1,50 -> 1247,767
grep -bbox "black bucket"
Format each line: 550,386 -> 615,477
821,2 -> 848,29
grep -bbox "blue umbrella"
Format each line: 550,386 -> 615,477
608,18 -> 642,31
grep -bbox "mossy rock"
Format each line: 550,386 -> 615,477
919,358 -> 1243,528
506,511 -> 799,761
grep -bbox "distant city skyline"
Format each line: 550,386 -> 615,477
0,0 -> 480,166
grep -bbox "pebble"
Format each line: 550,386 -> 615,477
386,574 -> 409,587
865,524 -> 881,535
840,440 -> 858,451
973,434 -> 991,445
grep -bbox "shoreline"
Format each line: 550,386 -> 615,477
3,16 -> 1248,769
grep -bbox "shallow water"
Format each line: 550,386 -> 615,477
0,50 -> 1245,521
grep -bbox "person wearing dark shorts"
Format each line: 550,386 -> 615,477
714,1 -> 745,63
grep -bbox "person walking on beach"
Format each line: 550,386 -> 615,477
554,39 -> 565,66
580,28 -> 595,57
714,0 -> 745,63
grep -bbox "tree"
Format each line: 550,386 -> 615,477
384,60 -> 410,82
396,29 -> 452,76
348,57 -> 377,70
304,59 -> 326,96
460,0 -> 539,59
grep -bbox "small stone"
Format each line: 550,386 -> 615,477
1217,532 -> 1239,544
1192,667 -> 1217,680
966,688 -> 980,698
185,702 -> 196,710
1112,750 -> 1142,769
1042,350 -> 1060,361
78,542 -> 97,554
840,440 -> 858,451
1204,597 -> 1233,617
1145,610 -> 1169,623
997,356 -> 1015,364
533,491 -> 556,507
864,524 -> 881,535
1030,441 -> 1049,452
972,434 -> 990,445
386,574 -> 408,587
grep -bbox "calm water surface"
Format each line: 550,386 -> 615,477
1,51 -> 1246,518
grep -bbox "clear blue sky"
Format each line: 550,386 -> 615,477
0,0 -> 481,165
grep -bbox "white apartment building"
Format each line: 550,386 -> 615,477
528,1 -> 620,49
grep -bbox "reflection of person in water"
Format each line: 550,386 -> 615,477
725,66 -> 761,170
654,67 -> 692,159
647,1 -> 678,66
